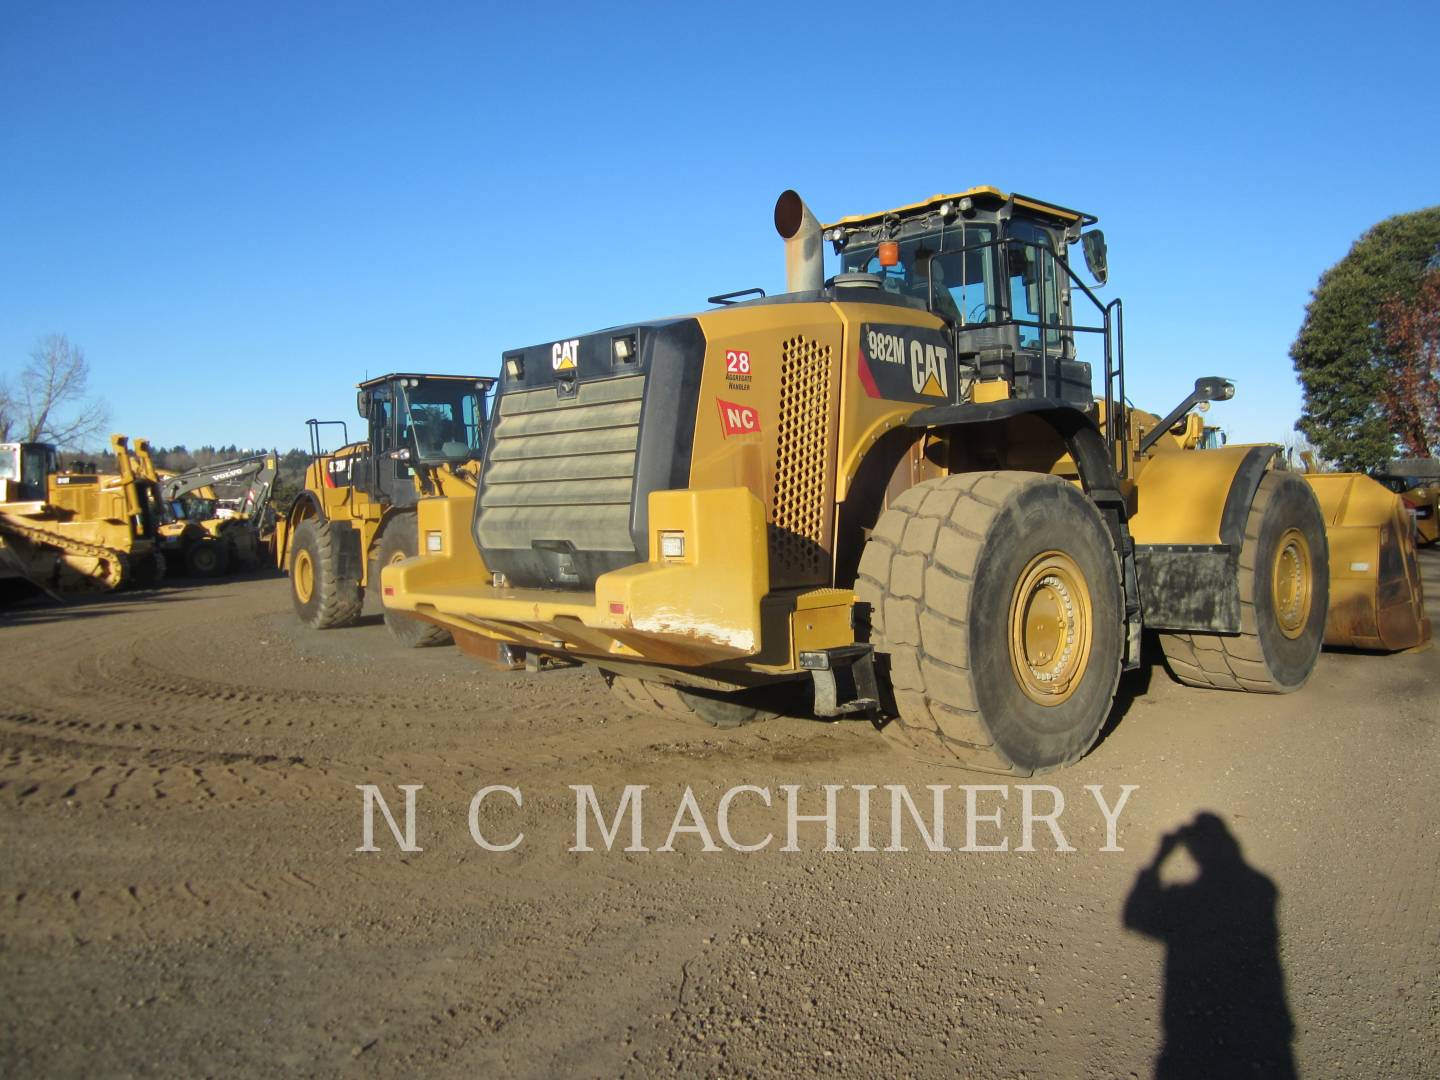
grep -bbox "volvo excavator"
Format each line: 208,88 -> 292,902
276,372 -> 495,646
0,434 -> 165,594
380,185 -> 1430,776
134,444 -> 281,576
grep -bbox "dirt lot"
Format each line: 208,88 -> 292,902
3,552 -> 1437,1078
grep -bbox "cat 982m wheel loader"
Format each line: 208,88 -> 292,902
276,373 -> 495,647
381,186 -> 1430,774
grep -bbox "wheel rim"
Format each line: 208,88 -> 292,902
1271,527 -> 1313,639
194,548 -> 216,573
1008,550 -> 1093,706
294,549 -> 314,602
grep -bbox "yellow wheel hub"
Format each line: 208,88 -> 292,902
1009,551 -> 1093,706
294,548 -> 315,604
1271,528 -> 1312,639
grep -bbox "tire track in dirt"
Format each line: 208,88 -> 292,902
0,725 -> 336,810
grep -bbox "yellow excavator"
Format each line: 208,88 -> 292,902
0,434 -> 165,594
381,186 -> 1429,774
275,373 -> 495,646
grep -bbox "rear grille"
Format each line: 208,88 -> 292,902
770,333 -> 835,584
479,375 -> 644,555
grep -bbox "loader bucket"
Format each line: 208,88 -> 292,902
1304,473 -> 1431,651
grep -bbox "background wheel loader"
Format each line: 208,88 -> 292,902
275,373 -> 495,646
1375,458 -> 1439,547
381,186 -> 1430,775
0,434 -> 165,595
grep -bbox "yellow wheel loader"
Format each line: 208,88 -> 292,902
275,373 -> 495,647
0,434 -> 165,594
1376,459 -> 1439,547
382,187 -> 1430,774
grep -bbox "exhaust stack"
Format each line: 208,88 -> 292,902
774,189 -> 824,294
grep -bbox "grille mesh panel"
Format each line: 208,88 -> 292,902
769,334 -> 835,584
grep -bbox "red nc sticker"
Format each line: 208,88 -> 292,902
717,399 -> 760,437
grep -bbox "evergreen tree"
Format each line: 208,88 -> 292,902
1292,208 -> 1440,470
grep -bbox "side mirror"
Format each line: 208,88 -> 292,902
1138,375 -> 1235,455
357,390 -> 370,418
1193,376 -> 1235,402
1081,230 -> 1108,286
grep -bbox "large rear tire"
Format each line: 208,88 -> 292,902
602,673 -> 792,729
375,514 -> 452,648
856,471 -> 1124,775
1159,470 -> 1328,693
290,518 -> 363,629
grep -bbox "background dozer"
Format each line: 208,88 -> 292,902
134,444 -> 280,576
276,373 -> 495,646
383,186 -> 1429,775
0,434 -> 165,594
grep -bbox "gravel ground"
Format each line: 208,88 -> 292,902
2,550 -> 1437,1077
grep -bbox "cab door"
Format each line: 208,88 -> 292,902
364,387 -> 417,507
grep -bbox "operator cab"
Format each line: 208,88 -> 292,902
827,187 -> 1114,409
353,373 -> 496,504
0,442 -> 59,503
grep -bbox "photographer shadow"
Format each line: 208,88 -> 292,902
1123,812 -> 1295,1079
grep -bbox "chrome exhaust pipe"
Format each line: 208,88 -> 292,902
774,189 -> 824,294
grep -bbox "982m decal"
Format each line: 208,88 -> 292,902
856,323 -> 955,403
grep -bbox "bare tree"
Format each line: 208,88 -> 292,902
0,379 -> 16,442
3,335 -> 110,448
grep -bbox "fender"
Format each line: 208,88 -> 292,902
908,399 -> 1126,507
1129,444 -> 1281,633
275,490 -> 325,569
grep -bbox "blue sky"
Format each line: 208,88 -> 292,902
2,1 -> 1437,453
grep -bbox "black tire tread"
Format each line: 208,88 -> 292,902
604,673 -> 778,729
856,471 -> 1120,776
376,515 -> 452,648
1158,471 -> 1321,694
293,518 -> 363,629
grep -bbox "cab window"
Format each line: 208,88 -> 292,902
1006,223 -> 1063,350
841,223 -> 998,324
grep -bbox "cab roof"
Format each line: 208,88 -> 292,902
824,186 -> 1094,230
356,372 -> 496,389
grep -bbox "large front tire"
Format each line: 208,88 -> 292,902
375,514 -> 452,648
856,472 -> 1124,775
1159,471 -> 1328,693
290,518 -> 363,629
